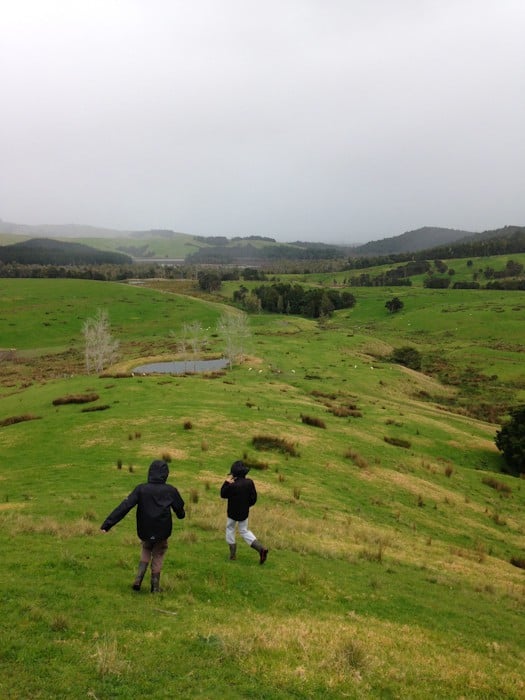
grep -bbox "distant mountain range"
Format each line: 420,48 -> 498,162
0,218 -> 524,263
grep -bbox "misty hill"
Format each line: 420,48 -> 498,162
416,225 -> 525,260
0,219 -> 132,239
1,219 -> 524,263
352,226 -> 475,255
0,238 -> 132,265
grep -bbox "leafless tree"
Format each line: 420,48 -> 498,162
217,312 -> 250,368
181,321 -> 208,371
82,309 -> 119,374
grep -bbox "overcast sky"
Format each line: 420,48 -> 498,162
1,1 -> 524,243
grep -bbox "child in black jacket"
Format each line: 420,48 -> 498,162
220,460 -> 268,564
101,459 -> 185,592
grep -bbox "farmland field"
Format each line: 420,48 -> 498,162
0,277 -> 524,699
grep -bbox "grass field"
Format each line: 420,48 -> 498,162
0,278 -> 524,699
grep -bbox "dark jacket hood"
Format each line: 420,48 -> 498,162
148,460 -> 169,484
230,460 -> 249,478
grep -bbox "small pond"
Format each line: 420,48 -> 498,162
133,358 -> 229,375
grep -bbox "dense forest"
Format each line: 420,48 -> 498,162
0,238 -> 132,266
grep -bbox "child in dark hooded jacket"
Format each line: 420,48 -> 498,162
101,459 -> 185,592
220,460 -> 268,564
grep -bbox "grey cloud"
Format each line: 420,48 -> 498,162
1,1 -> 524,242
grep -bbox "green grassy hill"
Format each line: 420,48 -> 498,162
0,278 -> 524,698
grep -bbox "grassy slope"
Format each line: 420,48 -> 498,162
0,279 -> 524,699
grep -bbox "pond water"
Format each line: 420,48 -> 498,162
132,358 -> 229,375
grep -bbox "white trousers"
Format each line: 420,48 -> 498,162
225,517 -> 256,546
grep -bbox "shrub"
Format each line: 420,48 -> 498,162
390,346 -> 422,371
0,414 -> 41,427
329,405 -> 355,417
252,435 -> 298,456
300,414 -> 326,429
482,476 -> 512,494
384,436 -> 411,449
495,405 -> 525,474
385,296 -> 404,314
311,389 -> 337,400
52,393 -> 99,406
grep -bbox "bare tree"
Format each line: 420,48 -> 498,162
181,321 -> 208,371
217,312 -> 250,368
82,309 -> 119,374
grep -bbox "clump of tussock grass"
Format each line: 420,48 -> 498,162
252,435 -> 298,456
50,615 -> 69,632
52,393 -> 99,406
358,543 -> 385,563
482,476 -> 512,494
201,439 -> 209,451
384,436 -> 411,449
300,414 -> 326,429
116,459 -> 122,469
293,486 -> 302,500
180,530 -> 198,544
444,464 -> 454,477
0,413 -> 41,427
490,511 -> 507,526
329,637 -> 368,674
94,638 -> 130,677
242,456 -> 269,470
385,418 -> 404,427
449,546 -> 486,563
161,452 -> 172,463
328,405 -> 361,417
343,448 -> 369,469
510,556 -> 525,569
183,420 -> 193,430
190,488 -> 199,504
310,389 -> 337,400
81,404 -> 110,412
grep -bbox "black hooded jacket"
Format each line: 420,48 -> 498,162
220,461 -> 257,521
101,460 -> 185,542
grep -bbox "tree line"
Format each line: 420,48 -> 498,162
233,282 -> 356,319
